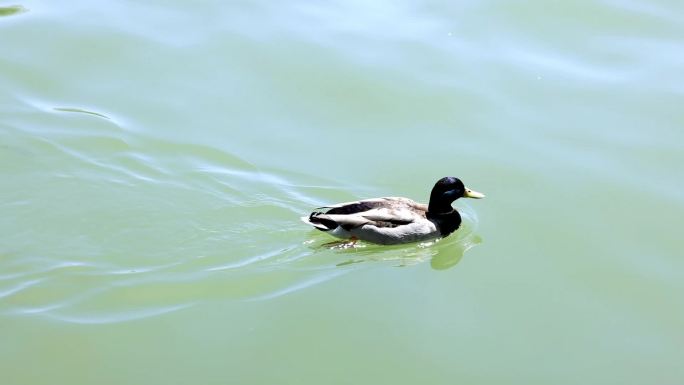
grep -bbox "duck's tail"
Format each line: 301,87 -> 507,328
300,212 -> 337,231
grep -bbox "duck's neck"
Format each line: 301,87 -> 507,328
428,195 -> 455,215
426,205 -> 462,236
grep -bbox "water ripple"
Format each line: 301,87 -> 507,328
0,102 -> 482,324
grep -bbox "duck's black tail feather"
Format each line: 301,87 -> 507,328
301,212 -> 337,231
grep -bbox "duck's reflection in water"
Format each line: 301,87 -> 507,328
430,235 -> 482,270
323,233 -> 483,271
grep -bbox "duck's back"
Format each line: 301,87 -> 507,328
324,197 -> 427,216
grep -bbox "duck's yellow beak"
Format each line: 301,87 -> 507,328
464,187 -> 485,199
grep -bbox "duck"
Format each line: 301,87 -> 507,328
301,176 -> 484,245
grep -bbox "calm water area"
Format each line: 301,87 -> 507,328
1,1 -> 683,384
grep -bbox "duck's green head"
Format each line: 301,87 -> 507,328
429,176 -> 484,213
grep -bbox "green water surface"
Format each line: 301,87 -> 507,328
1,1 -> 683,384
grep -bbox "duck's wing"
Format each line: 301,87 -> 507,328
322,197 -> 426,214
315,198 -> 389,213
304,197 -> 426,231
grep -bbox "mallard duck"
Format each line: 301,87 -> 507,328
301,176 -> 484,245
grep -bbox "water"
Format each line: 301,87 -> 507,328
2,1 -> 683,384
